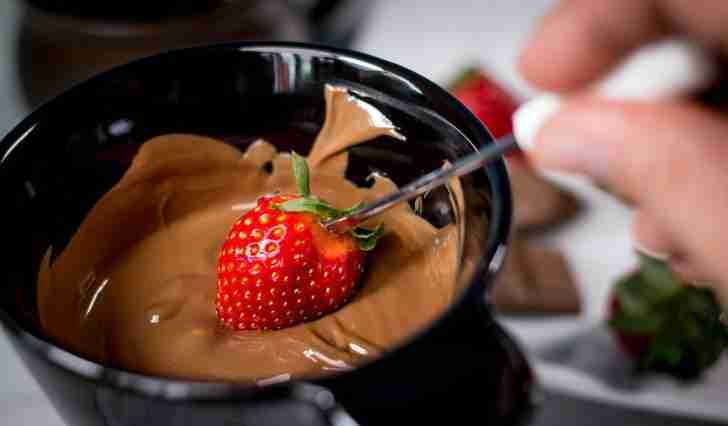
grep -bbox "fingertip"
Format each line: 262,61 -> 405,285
517,41 -> 606,93
516,1 -> 607,92
517,29 -> 582,92
516,3 -> 566,91
517,0 -> 664,92
515,38 -> 547,89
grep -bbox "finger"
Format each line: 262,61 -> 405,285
519,0 -> 664,91
529,97 -> 728,199
519,0 -> 728,91
527,97 -> 728,284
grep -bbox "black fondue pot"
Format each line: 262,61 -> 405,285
0,42 -> 534,426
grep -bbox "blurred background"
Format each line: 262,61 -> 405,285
0,1 -> 723,425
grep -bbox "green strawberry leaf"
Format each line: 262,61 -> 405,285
277,198 -> 342,221
341,202 -> 365,215
638,254 -> 681,301
291,151 -> 310,197
350,225 -> 381,238
351,224 -> 384,251
607,309 -> 663,334
639,286 -> 728,378
613,273 -> 654,317
447,66 -> 482,91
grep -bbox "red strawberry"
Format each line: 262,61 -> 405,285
449,67 -> 524,161
216,153 -> 382,331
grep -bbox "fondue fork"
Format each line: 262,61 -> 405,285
324,39 -> 714,233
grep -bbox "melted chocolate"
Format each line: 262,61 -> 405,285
37,86 -> 460,384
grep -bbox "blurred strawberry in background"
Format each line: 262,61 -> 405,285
17,0 -> 367,107
449,67 -> 521,155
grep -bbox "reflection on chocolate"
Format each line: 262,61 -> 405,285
37,86 -> 460,383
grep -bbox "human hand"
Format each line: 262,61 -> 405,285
516,0 -> 728,305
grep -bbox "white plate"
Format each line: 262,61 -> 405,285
502,316 -> 728,423
532,327 -> 728,423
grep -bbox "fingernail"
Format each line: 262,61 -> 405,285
513,94 -> 562,150
633,239 -> 670,262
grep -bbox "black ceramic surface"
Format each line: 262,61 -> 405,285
0,43 -> 532,426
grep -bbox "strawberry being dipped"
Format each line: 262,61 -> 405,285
217,152 -> 383,331
608,254 -> 728,379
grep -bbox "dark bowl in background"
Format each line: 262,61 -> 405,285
17,0 -> 371,107
0,42 -> 533,426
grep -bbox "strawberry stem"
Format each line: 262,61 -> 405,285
276,152 -> 385,251
447,65 -> 483,91
291,151 -> 311,197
